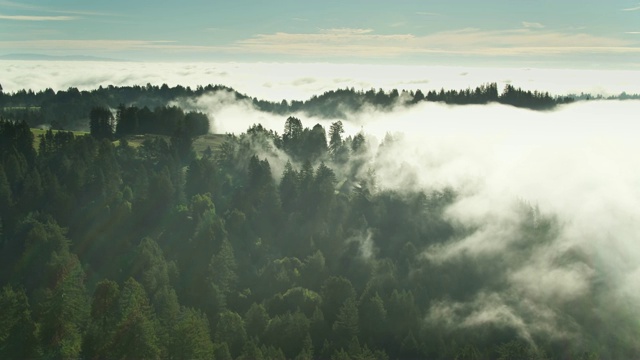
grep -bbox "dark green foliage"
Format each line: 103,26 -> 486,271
0,82 -> 582,131
115,104 -> 209,138
0,113 -> 621,359
186,157 -> 218,199
84,280 -> 120,358
263,311 -> 311,359
321,276 -> 357,325
111,278 -> 161,359
332,297 -> 359,348
215,310 -> 247,358
210,239 -> 238,297
0,286 -> 40,358
89,106 -> 114,140
170,307 -> 214,359
359,292 -> 387,347
244,302 -> 270,340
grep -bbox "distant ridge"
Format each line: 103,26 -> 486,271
0,53 -> 128,62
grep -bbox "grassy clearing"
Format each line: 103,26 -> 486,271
120,133 -> 228,157
31,128 -> 88,151
117,134 -> 159,149
193,134 -> 228,156
2,106 -> 41,111
31,129 -> 227,157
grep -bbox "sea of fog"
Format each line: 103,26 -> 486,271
3,60 -> 640,350
2,60 -> 640,101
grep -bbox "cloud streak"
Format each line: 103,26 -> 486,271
0,13 -> 76,21
0,28 -> 637,64
233,27 -> 640,58
522,21 -> 544,29
622,4 -> 640,11
0,39 -> 177,51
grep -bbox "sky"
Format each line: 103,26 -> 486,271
1,0 -> 640,68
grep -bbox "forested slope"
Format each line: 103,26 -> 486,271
0,82 -> 575,131
1,113 -> 623,359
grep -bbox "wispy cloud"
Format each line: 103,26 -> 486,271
0,0 -> 119,17
232,27 -> 640,58
0,0 -> 38,10
2,28 -> 638,62
0,13 -> 76,21
622,3 -> 640,11
522,21 -> 545,29
320,28 -> 374,35
0,39 -> 176,51
390,22 -> 407,28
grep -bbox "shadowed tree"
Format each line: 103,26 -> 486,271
279,161 -> 299,213
89,106 -> 114,140
111,278 -> 161,359
171,307 -> 214,359
283,116 -> 303,157
329,121 -> 348,163
83,279 -> 120,358
0,286 -> 40,358
332,296 -> 359,349
244,302 -> 270,341
215,310 -> 246,358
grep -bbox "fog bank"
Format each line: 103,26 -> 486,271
2,60 -> 640,101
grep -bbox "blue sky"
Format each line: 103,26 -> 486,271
1,0 -> 639,68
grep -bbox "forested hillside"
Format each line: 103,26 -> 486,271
1,109 -> 625,359
0,82 -> 576,131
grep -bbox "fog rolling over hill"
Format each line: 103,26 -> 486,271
2,65 -> 640,358
166,90 -> 640,356
3,0 -> 640,357
182,89 -> 640,349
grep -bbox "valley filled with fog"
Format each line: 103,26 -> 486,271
1,61 -> 640,358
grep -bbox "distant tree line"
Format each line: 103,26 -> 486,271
88,104 -> 208,139
0,114 -> 628,359
0,82 -> 587,131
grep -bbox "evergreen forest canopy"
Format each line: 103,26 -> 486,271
1,82 -> 639,359
0,81 -> 605,132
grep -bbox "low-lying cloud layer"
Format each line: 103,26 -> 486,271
354,100 -> 640,349
2,61 -> 640,102
379,101 -> 640,353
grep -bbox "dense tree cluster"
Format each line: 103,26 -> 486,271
0,82 -> 581,131
0,84 -> 225,130
115,105 -> 209,138
1,113 -> 624,359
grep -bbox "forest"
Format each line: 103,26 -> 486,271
0,82 -> 636,359
0,82 -> 578,132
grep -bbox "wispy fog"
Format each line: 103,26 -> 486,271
363,100 -> 640,350
365,100 -> 640,351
